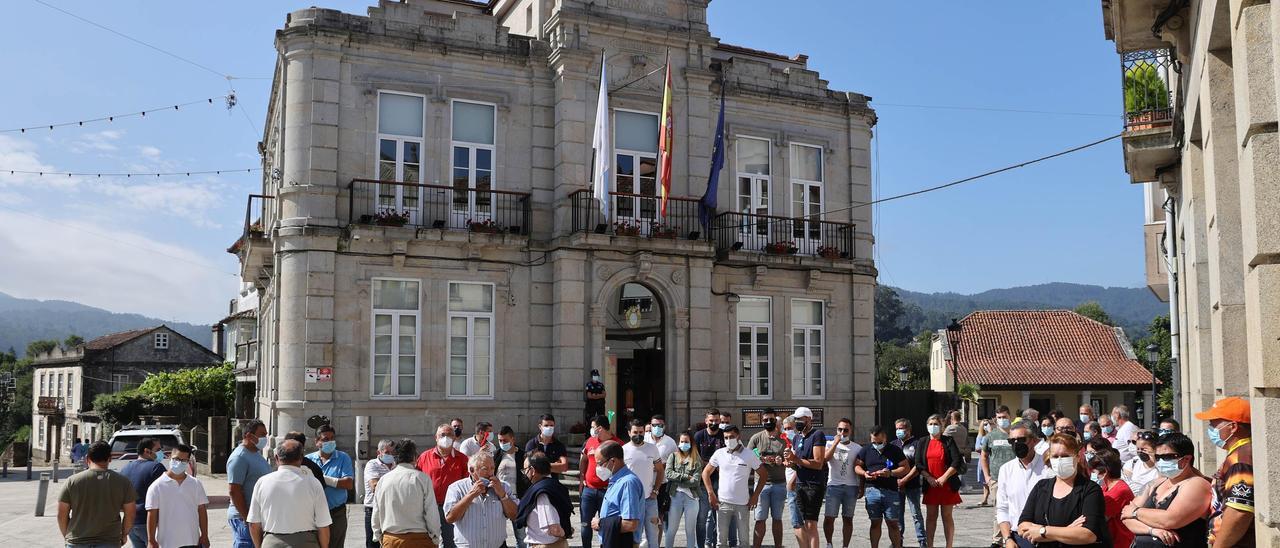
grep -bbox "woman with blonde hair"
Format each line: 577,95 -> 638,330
663,431 -> 703,548
1016,433 -> 1108,547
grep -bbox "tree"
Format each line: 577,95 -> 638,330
137,363 -> 235,422
875,340 -> 930,390
875,286 -> 915,345
1133,315 -> 1173,414
1074,301 -> 1115,326
25,339 -> 59,358
93,390 -> 152,426
63,335 -> 84,350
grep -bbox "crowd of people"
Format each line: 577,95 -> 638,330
52,397 -> 1255,548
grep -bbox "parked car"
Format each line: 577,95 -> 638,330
106,424 -> 195,473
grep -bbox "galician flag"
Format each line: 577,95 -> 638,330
657,51 -> 675,218
591,50 -> 612,223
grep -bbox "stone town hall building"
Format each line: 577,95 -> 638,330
230,0 -> 877,444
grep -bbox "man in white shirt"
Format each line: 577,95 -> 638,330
443,452 -> 518,548
364,439 -> 399,547
623,419 -> 664,548
517,453 -> 574,548
644,415 -> 678,460
822,418 -> 863,548
458,422 -> 497,458
1110,405 -> 1138,462
247,440 -> 333,548
703,425 -> 766,548
995,424 -> 1051,548
372,439 -> 443,548
145,444 -> 209,548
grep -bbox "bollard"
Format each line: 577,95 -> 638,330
34,473 -> 50,516
2,459 -> 7,477
26,457 -> 31,480
51,460 -> 59,483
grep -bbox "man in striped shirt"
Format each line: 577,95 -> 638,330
444,452 -> 518,548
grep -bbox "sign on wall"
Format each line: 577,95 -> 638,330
304,367 -> 333,384
741,407 -> 824,428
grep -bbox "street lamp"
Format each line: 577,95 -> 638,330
898,366 -> 909,389
1145,343 -> 1159,426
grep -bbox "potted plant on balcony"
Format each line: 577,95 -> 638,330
1124,62 -> 1170,130
649,222 -> 678,239
373,210 -> 410,227
248,221 -> 264,236
816,245 -> 842,259
467,218 -> 505,234
613,220 -> 642,237
765,240 -> 798,255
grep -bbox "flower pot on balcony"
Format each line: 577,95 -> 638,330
467,220 -> 505,234
650,228 -> 678,240
765,242 -> 798,255
817,247 -> 841,260
374,211 -> 411,227
613,222 -> 641,237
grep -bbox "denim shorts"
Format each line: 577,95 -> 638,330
864,485 -> 903,522
824,484 -> 858,518
786,489 -> 804,529
753,482 -> 787,521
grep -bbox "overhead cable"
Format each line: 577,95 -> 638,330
1,96 -> 230,134
2,167 -> 261,178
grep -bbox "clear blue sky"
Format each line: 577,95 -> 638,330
0,1 -> 1140,323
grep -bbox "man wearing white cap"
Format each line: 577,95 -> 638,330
784,407 -> 828,548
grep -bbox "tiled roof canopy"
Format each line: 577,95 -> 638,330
84,328 -> 155,350
948,310 -> 1154,387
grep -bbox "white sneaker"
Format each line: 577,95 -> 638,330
827,543 -> 834,548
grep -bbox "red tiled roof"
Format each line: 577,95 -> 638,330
84,328 -> 156,350
948,310 -> 1154,387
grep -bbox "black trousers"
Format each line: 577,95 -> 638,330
365,506 -> 380,548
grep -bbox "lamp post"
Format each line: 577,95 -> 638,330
898,366 -> 909,390
1145,343 -> 1159,426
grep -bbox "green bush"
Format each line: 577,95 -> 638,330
137,363 -> 234,421
1124,63 -> 1170,114
93,389 -> 153,426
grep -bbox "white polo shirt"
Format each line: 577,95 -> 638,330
145,472 -> 209,548
708,446 -> 762,506
623,441 -> 662,495
645,433 -> 678,461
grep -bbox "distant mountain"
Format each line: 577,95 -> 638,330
892,282 -> 1167,339
0,292 -> 213,357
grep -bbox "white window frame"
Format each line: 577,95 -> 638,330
112,373 -> 129,393
613,108 -> 660,228
447,281 -> 496,400
791,298 -> 826,399
788,143 -> 825,243
154,332 -> 169,349
66,372 -> 74,409
735,136 -> 772,245
371,277 -> 422,400
736,296 -> 772,399
375,90 -> 427,220
39,373 -> 45,397
449,99 -> 498,222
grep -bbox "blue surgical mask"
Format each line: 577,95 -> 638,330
379,453 -> 395,465
256,434 -> 270,451
1102,425 -> 1114,434
872,442 -> 885,451
895,429 -> 906,440
1041,426 -> 1055,437
1155,458 -> 1183,478
154,450 -> 165,462
499,441 -> 513,452
168,460 -> 188,475
1083,432 -> 1093,441
678,442 -> 691,452
997,418 -> 1011,429
1207,423 -> 1228,448
927,425 -> 941,436
321,441 -> 337,454
1085,451 -> 1096,462
652,426 -> 665,438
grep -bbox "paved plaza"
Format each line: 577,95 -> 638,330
0,463 -> 998,548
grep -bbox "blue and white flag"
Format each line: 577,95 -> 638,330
699,84 -> 726,233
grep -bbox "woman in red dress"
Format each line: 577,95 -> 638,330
912,413 -> 963,548
1089,447 -> 1134,548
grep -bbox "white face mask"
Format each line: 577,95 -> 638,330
725,438 -> 740,450
1051,457 -> 1077,479
437,436 -> 454,450
595,463 -> 613,481
927,425 -> 941,436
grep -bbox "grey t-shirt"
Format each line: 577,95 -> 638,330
982,430 -> 1016,481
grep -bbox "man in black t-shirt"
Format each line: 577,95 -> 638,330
693,409 -> 726,548
891,418 -> 926,548
786,406 -> 827,548
856,426 -> 909,548
524,414 -> 570,477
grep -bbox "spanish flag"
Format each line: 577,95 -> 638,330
658,51 -> 674,218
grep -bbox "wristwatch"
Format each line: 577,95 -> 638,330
1038,526 -> 1047,540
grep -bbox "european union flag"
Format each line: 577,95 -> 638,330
699,84 -> 725,234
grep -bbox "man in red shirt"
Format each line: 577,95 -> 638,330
579,414 -> 615,548
417,423 -> 468,548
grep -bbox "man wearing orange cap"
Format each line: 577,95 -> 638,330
1194,397 -> 1254,547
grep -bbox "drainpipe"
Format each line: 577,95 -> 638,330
1162,191 -> 1181,420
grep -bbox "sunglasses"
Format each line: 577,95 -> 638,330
1136,432 -> 1158,441
836,428 -> 850,433
1153,453 -> 1183,461
1008,437 -> 1027,444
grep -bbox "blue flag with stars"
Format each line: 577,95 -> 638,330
699,85 -> 725,234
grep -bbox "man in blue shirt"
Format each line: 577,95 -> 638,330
786,407 -> 828,548
120,437 -> 166,548
306,423 -> 355,548
227,419 -> 272,548
591,440 -> 643,545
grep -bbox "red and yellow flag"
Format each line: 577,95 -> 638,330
657,52 -> 674,218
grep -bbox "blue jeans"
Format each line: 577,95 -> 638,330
786,489 -> 803,529
824,484 -> 858,518
641,497 -> 660,547
864,486 -> 903,522
753,483 -> 787,522
581,487 -> 606,548
898,485 -> 926,547
127,522 -> 147,548
514,524 -> 527,548
665,490 -> 700,548
698,489 -> 715,548
229,516 -> 254,548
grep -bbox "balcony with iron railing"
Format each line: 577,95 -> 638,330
569,189 -> 709,243
347,178 -> 531,240
711,211 -> 855,263
228,194 -> 273,284
1119,47 -> 1179,183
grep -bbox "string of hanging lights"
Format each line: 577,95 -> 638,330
0,95 -> 235,134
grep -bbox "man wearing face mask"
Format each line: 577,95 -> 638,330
286,432 -> 328,487
993,423 -> 1050,548
228,419 -> 272,548
693,409 -> 726,548
786,406 -> 829,548
372,439 -> 442,548
145,444 -> 210,548
452,419 -> 466,439
121,437 -> 167,548
747,408 -> 788,548
496,426 -> 532,548
623,419 -> 664,548
585,369 -> 607,423
444,452 -> 519,548
308,424 -> 356,548
1194,397 -> 1254,547
526,414 -> 570,477
1109,406 -> 1138,463
418,423 -> 470,548
460,422 -> 497,458
981,406 -> 1016,548
581,415 -> 617,548
591,441 -> 644,547
891,418 -> 925,548
364,439 -> 399,548
1096,414 -> 1116,445
1077,405 -> 1095,433
645,415 -> 677,460
703,425 -> 767,548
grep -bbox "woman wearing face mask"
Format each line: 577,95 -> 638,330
1081,437 -> 1111,466
1082,422 -> 1102,444
1087,448 -> 1134,548
663,432 -> 703,548
1120,433 -> 1210,548
1040,419 -> 1056,441
911,414 -> 963,548
977,420 -> 991,506
1016,433 -> 1108,548
363,439 -> 398,548
1121,432 -> 1160,503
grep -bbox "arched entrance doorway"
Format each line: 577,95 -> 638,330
605,282 -> 665,434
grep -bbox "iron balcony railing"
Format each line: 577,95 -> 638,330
712,211 -> 855,260
1122,48 -> 1176,130
347,178 -> 532,235
570,189 -> 708,241
228,194 -> 272,254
